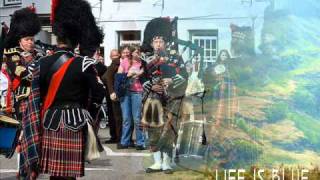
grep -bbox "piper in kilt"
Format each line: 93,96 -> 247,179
2,7 -> 44,179
25,0 -> 105,179
141,18 -> 188,174
3,7 -> 43,120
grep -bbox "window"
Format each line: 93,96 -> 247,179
3,0 -> 22,6
117,31 -> 141,47
190,30 -> 218,68
38,15 -> 51,27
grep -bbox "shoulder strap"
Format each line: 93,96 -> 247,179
46,52 -> 73,85
41,56 -> 75,119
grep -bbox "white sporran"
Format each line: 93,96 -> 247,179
85,122 -> 101,161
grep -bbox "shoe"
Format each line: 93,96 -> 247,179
117,143 -> 128,149
129,142 -> 135,148
163,169 -> 173,174
136,145 -> 146,151
162,152 -> 173,174
146,168 -> 162,173
105,139 -> 118,144
146,151 -> 162,173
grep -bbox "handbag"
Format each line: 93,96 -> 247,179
114,73 -> 130,98
84,121 -> 104,161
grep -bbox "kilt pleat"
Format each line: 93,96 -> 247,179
40,123 -> 85,177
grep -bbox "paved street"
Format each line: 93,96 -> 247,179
0,128 -> 206,180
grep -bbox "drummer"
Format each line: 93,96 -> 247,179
2,7 -> 42,179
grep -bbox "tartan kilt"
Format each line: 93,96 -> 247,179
19,100 -> 28,116
18,99 -> 32,176
40,123 -> 85,177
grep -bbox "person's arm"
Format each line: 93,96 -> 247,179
105,62 -> 118,101
104,63 -> 115,94
82,59 -> 105,106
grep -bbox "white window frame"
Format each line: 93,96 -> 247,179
117,30 -> 141,47
3,0 -> 22,6
119,40 -> 141,46
190,31 -> 218,68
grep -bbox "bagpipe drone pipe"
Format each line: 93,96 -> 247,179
34,40 -> 56,55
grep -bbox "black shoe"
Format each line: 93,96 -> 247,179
117,144 -> 128,149
128,142 -> 136,148
163,169 -> 173,174
105,139 -> 118,144
135,145 -> 146,151
146,168 -> 162,173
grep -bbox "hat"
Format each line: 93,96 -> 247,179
141,17 -> 172,53
51,0 -> 104,55
4,8 -> 40,48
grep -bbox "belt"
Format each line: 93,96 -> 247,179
51,103 -> 81,109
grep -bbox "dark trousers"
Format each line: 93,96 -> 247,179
106,96 -> 116,140
110,101 -> 122,141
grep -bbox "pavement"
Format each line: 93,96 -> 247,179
0,127 -> 207,180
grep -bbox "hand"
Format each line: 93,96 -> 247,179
15,66 -> 26,76
132,74 -> 139,79
132,69 -> 143,78
151,84 -> 164,93
161,78 -> 173,86
110,92 -> 117,101
127,71 -> 136,77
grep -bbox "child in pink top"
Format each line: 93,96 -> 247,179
118,52 -> 144,92
117,45 -> 145,149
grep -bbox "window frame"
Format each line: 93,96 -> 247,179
3,0 -> 22,6
189,29 -> 219,68
117,30 -> 141,47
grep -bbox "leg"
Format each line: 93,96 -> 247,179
112,101 -> 122,142
159,99 -> 183,174
131,92 -> 144,147
146,127 -> 163,173
119,94 -> 132,147
129,123 -> 135,147
159,113 -> 174,174
162,152 -> 173,174
106,96 -> 117,143
146,151 -> 162,173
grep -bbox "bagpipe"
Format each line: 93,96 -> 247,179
34,40 -> 56,55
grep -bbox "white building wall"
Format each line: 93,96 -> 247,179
0,0 -> 50,42
0,0 -> 50,25
89,0 -> 269,65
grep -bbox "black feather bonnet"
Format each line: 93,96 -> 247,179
52,0 -> 104,56
4,8 -> 41,48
